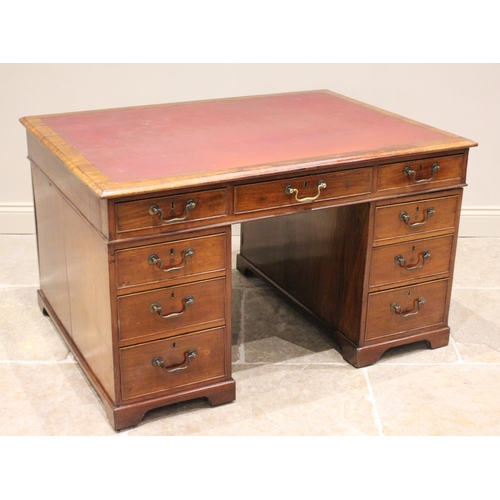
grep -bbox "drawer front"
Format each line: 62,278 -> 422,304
120,327 -> 226,401
234,167 -> 372,214
369,235 -> 453,288
115,189 -> 227,234
377,155 -> 463,194
115,233 -> 226,289
365,279 -> 449,341
373,195 -> 459,243
118,278 -> 226,343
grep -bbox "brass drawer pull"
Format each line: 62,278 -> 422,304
403,162 -> 440,183
148,248 -> 195,273
148,199 -> 196,224
395,250 -> 431,270
149,295 -> 195,319
391,297 -> 425,317
400,207 -> 435,227
152,349 -> 197,373
284,180 -> 326,203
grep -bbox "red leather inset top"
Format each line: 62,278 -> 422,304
42,91 -> 449,183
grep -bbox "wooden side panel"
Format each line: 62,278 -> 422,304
32,163 -> 116,402
63,204 -> 115,402
239,204 -> 370,342
32,165 -> 72,335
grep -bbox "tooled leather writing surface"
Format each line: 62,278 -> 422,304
41,91 -> 450,184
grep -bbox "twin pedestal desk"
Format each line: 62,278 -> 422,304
20,90 -> 477,430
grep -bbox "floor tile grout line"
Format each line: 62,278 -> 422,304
237,288 -> 248,364
0,359 -> 75,365
450,337 -> 463,362
0,284 -> 40,288
362,368 -> 384,436
5,360 -> 499,367
231,360 -> 500,367
0,352 -> 75,364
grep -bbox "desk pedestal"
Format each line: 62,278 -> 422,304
237,191 -> 460,366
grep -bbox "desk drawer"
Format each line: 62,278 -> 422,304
115,233 -> 226,289
117,278 -> 226,344
377,155 -> 464,194
234,167 -> 372,214
369,235 -> 453,288
365,279 -> 449,342
115,189 -> 227,234
120,327 -> 226,401
373,194 -> 459,243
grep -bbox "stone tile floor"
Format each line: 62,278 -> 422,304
1,234 -> 499,436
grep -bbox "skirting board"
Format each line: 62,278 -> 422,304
0,204 -> 36,234
0,205 -> 498,237
458,208 -> 500,237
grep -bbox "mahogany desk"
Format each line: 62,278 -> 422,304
20,90 -> 477,430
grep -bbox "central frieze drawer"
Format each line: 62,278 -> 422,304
115,233 -> 226,289
120,327 -> 226,401
115,188 -> 227,234
117,278 -> 226,344
234,167 -> 372,214
365,279 -> 449,342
